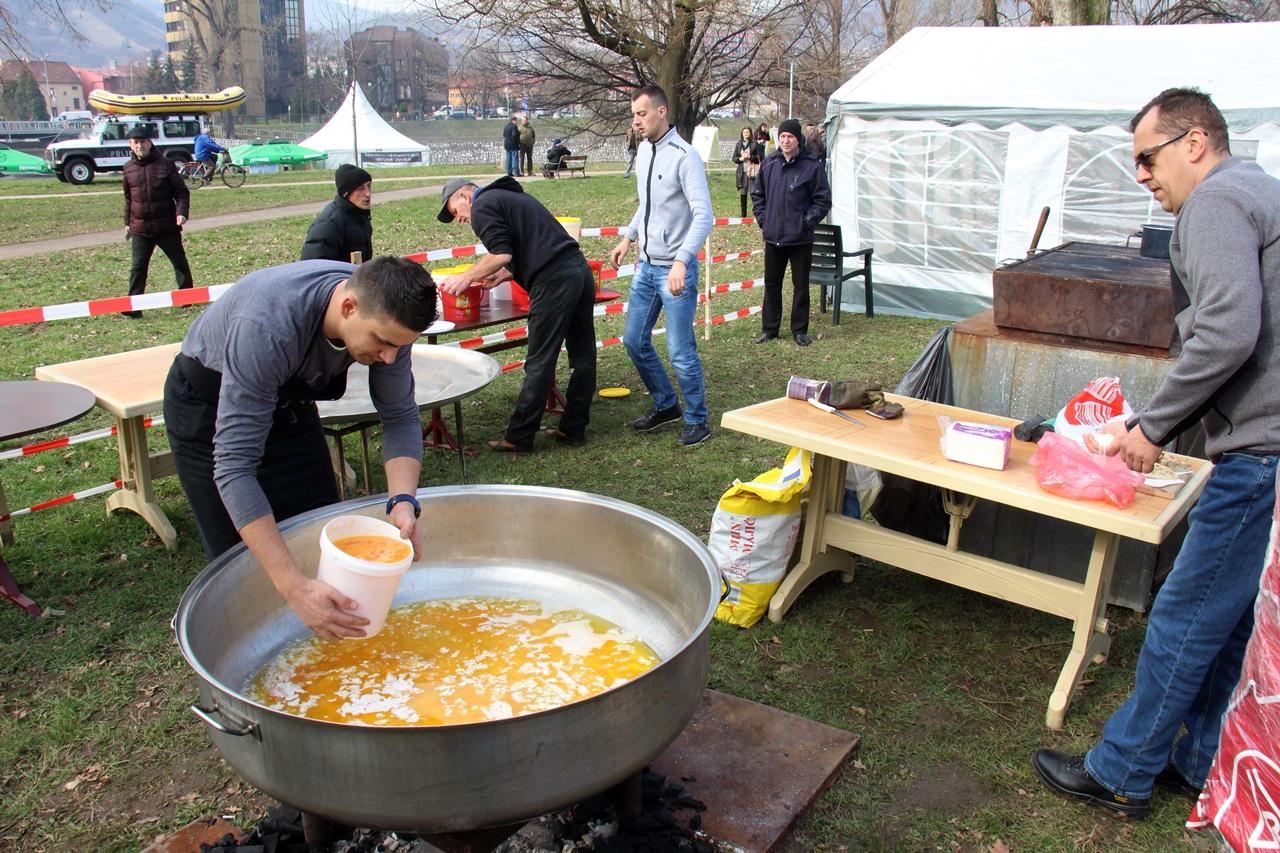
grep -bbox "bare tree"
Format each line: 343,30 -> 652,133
180,0 -> 259,134
1,0 -> 109,61
419,0 -> 814,141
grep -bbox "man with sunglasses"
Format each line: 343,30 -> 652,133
1034,88 -> 1280,820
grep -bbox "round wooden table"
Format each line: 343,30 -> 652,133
1,380 -> 98,615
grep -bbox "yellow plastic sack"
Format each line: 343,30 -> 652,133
710,447 -> 811,628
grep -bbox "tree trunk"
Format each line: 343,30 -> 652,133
1050,0 -> 1109,23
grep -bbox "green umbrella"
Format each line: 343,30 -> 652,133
0,145 -> 52,174
230,139 -> 327,167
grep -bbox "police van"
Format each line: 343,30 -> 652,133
45,113 -> 203,184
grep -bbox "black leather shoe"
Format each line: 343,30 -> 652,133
119,310 -> 142,319
755,333 -> 777,344
794,333 -> 811,347
1033,750 -> 1150,819
631,405 -> 682,432
1155,763 -> 1202,800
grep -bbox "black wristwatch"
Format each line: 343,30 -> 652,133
385,493 -> 421,518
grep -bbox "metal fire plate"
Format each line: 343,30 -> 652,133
993,242 -> 1175,349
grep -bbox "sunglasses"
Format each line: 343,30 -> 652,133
1134,129 -> 1190,172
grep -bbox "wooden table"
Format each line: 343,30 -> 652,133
37,344 -> 184,551
35,343 -> 498,551
721,394 -> 1210,729
1,380 -> 98,614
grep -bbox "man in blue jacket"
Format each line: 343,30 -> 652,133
502,116 -> 521,177
193,127 -> 228,183
751,118 -> 832,347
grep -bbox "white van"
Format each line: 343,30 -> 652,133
55,110 -> 93,124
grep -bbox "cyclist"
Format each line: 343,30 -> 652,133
193,126 -> 228,183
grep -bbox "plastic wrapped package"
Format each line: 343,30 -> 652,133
1031,431 -> 1144,509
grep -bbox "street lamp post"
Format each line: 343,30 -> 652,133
41,55 -> 54,120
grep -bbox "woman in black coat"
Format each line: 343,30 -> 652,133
733,126 -> 762,218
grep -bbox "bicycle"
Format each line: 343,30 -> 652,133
180,152 -> 246,190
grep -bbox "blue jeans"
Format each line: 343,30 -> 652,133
505,149 -> 520,175
623,260 -> 707,425
1085,452 -> 1278,798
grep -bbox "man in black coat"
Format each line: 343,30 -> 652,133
121,123 -> 192,319
300,164 -> 373,263
502,117 -> 521,177
751,118 -> 832,347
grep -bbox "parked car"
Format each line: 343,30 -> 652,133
45,113 -> 201,184
54,109 -> 93,124
432,105 -> 452,119
447,110 -> 474,120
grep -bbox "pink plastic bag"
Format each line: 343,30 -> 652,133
1032,431 -> 1145,508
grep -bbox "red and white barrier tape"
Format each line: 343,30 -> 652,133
580,218 -> 753,237
704,278 -> 763,300
0,479 -> 123,525
0,416 -> 163,461
498,303 -> 761,374
402,243 -> 490,264
0,284 -> 234,328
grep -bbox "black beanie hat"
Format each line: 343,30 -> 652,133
336,163 -> 373,197
777,118 -> 803,142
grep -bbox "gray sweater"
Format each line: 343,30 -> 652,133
624,125 -> 713,267
1138,158 -> 1280,459
182,260 -> 421,528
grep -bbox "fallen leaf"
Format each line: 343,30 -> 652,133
987,842 -> 1013,853
850,706 -> 867,716
852,759 -> 867,771
33,464 -> 45,473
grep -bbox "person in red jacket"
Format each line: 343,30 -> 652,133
121,123 -> 192,318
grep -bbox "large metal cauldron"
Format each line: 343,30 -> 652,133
175,485 -> 719,832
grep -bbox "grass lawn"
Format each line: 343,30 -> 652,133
0,174 -> 1217,851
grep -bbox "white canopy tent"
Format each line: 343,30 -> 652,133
301,83 -> 429,169
825,23 -> 1280,319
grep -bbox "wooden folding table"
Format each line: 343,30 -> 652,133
721,394 -> 1210,729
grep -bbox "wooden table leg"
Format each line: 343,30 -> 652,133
767,454 -> 854,623
1046,529 -> 1119,730
106,416 -> 177,552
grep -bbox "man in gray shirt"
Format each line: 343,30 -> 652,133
609,84 -> 714,447
163,257 -> 437,639
1035,88 -> 1280,820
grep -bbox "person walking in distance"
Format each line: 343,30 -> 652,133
732,126 -> 762,218
502,116 -> 521,177
751,118 -> 832,347
518,115 -> 536,178
609,84 -> 714,448
623,125 -> 640,178
121,123 -> 192,318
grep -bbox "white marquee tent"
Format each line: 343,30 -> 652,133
825,23 -> 1280,319
301,83 -> 429,169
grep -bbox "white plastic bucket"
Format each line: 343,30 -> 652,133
316,515 -> 413,638
490,281 -> 513,303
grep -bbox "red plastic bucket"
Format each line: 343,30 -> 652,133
441,285 -> 483,321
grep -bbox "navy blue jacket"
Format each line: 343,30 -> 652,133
751,150 -> 832,246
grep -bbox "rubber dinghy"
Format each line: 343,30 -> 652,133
88,87 -> 246,115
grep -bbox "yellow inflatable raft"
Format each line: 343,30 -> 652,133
88,86 -> 246,115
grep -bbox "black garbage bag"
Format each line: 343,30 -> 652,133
869,326 -> 955,544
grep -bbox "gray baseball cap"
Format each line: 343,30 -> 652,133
437,177 -> 477,223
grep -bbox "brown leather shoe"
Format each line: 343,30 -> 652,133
487,438 -> 530,454
542,427 -> 586,446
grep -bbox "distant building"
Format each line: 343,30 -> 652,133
164,0 -> 306,119
73,66 -> 131,100
0,59 -> 86,116
347,27 -> 447,115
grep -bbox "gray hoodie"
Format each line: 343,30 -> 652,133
624,125 -> 713,266
1137,157 -> 1280,459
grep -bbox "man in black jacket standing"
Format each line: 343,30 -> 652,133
436,176 -> 596,453
751,118 -> 832,346
502,116 -> 521,177
301,164 -> 373,263
121,123 -> 192,318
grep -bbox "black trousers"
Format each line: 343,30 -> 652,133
129,229 -> 193,297
519,144 -> 534,175
762,242 -> 814,337
163,355 -> 340,560
505,256 -> 597,449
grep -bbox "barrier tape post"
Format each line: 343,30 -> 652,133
703,235 -> 712,341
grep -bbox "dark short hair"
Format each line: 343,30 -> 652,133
1130,87 -> 1231,155
348,256 -> 438,332
632,84 -> 668,109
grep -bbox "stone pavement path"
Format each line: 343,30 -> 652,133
0,183 -> 447,261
